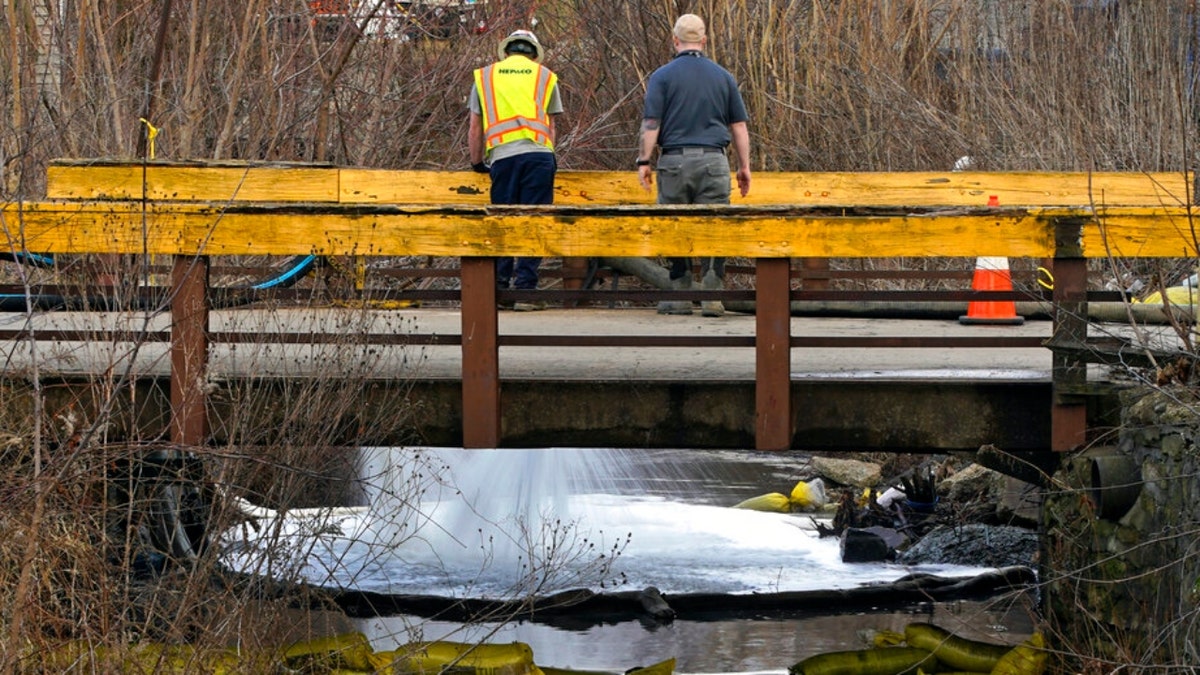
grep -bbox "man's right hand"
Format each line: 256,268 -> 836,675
736,167 -> 751,197
472,162 -> 489,174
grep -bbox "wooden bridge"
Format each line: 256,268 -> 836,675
1,160 -> 1196,452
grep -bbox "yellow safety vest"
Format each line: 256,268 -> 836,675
474,55 -> 557,152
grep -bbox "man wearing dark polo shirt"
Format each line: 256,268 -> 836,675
636,13 -> 752,317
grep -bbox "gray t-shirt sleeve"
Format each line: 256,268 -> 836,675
643,72 -> 664,120
469,85 -> 481,114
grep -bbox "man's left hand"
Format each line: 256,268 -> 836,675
638,165 -> 654,191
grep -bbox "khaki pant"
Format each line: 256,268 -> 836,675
656,149 -> 730,280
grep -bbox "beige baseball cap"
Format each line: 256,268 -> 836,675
673,14 -> 706,44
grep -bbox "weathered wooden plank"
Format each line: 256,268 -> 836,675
46,162 -> 341,202
3,201 -> 1067,258
1080,207 -> 1200,258
738,171 -> 1194,208
338,169 -> 655,205
48,162 -> 1194,208
8,201 -> 1198,258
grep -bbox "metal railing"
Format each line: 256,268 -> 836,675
3,162 -> 1196,451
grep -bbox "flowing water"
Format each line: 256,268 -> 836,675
223,447 -> 1037,672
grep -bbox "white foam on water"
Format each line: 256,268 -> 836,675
222,447 -> 989,598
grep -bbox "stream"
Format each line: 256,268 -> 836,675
222,447 -> 1037,672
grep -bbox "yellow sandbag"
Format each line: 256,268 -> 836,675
904,622 -> 1010,672
283,631 -> 376,672
39,640 -> 103,672
43,641 -> 245,674
990,633 -> 1046,675
627,658 -> 676,675
789,646 -> 937,675
1138,286 -> 1195,305
369,650 -> 401,672
132,643 -> 247,673
393,641 -> 539,675
733,492 -> 792,512
790,478 -> 827,510
870,629 -> 905,648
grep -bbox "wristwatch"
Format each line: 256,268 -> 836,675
635,159 -> 651,167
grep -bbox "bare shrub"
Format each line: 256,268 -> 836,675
4,0 -> 1200,670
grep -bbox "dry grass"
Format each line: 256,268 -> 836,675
4,0 -> 1200,671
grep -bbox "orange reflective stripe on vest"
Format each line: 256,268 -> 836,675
474,56 -> 556,151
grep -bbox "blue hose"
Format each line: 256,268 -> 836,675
0,253 -> 321,311
0,251 -> 55,268
214,254 -> 321,307
249,254 -> 318,291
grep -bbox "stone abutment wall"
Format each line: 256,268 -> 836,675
1044,387 -> 1200,666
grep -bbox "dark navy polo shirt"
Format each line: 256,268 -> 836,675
642,50 -> 749,150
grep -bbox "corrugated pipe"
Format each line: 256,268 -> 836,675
1088,447 -> 1143,521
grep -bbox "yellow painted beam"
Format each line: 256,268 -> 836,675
46,160 -> 341,202
6,202 -> 1195,259
346,169 -> 1193,207
47,161 -> 1193,208
1080,207 -> 1200,258
738,171 -> 1195,208
338,169 -> 654,205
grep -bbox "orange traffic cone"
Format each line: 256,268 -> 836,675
959,256 -> 1025,325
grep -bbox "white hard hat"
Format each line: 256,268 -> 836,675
498,30 -> 543,62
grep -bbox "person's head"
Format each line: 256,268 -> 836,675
672,14 -> 706,50
498,30 -> 543,63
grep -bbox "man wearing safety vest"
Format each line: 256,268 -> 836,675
468,29 -> 562,311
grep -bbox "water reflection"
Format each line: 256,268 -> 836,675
355,600 -> 1036,673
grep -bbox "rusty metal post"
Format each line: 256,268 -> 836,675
561,257 -> 588,289
1051,217 -> 1088,452
170,255 -> 210,446
461,257 -> 500,448
800,257 -> 830,291
560,256 -> 589,307
756,257 -> 792,450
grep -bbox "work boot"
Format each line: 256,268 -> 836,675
700,269 -> 725,317
657,275 -> 694,315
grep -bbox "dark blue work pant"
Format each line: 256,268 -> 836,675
489,151 -> 556,290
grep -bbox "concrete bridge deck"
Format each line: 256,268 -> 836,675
1,306 -> 1173,451
3,306 -> 1059,379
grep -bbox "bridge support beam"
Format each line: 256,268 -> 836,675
756,258 -> 793,450
1051,218 -> 1088,452
170,255 -> 210,445
461,257 -> 500,448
